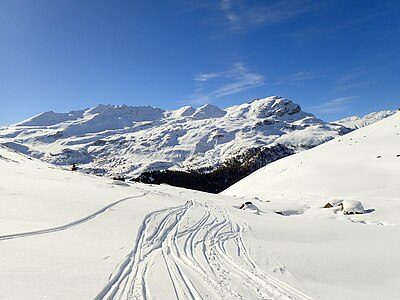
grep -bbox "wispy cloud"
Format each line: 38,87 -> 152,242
189,63 -> 264,104
334,81 -> 374,92
219,0 -> 324,32
307,96 -> 358,114
332,68 -> 375,92
194,73 -> 220,82
171,0 -> 216,14
275,71 -> 320,85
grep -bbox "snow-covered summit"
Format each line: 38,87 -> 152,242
168,105 -> 196,118
192,104 -> 227,120
16,109 -> 86,127
17,104 -> 165,129
226,96 -> 303,119
85,104 -> 165,121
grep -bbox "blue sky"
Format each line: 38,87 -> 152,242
1,0 -> 399,125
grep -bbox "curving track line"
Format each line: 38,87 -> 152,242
96,200 -> 313,300
0,191 -> 148,241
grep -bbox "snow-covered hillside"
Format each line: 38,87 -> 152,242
222,112 -> 400,298
0,96 -> 349,178
0,145 -> 315,299
223,111 -> 400,203
1,112 -> 399,299
334,110 -> 397,129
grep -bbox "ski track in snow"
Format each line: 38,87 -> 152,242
96,200 -> 312,300
0,191 -> 148,241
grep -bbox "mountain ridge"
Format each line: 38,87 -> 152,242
0,96 -> 395,192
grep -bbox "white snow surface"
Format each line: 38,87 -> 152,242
0,146 -> 313,299
335,110 -> 397,129
223,111 -> 400,203
0,96 -> 349,177
339,200 -> 365,214
1,112 -> 399,299
223,112 -> 400,298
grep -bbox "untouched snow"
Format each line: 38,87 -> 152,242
0,96 -> 349,177
1,111 -> 399,299
223,111 -> 400,205
223,112 -> 400,299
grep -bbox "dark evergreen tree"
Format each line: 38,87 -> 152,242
131,144 -> 294,193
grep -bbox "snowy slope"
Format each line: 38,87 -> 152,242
223,111 -> 400,204
0,145 -> 314,299
0,96 -> 348,177
223,112 -> 400,298
334,110 -> 397,129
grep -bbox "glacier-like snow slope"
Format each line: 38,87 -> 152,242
223,112 -> 400,299
0,96 -> 348,177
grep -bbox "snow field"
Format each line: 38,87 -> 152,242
0,146 -> 312,299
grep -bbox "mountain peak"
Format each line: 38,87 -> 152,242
85,104 -> 165,117
249,96 -> 301,118
16,110 -> 85,127
168,106 -> 196,118
226,96 -> 303,119
192,104 -> 226,120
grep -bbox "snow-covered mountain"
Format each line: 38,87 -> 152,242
1,112 -> 399,299
334,110 -> 397,129
0,96 -> 349,180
